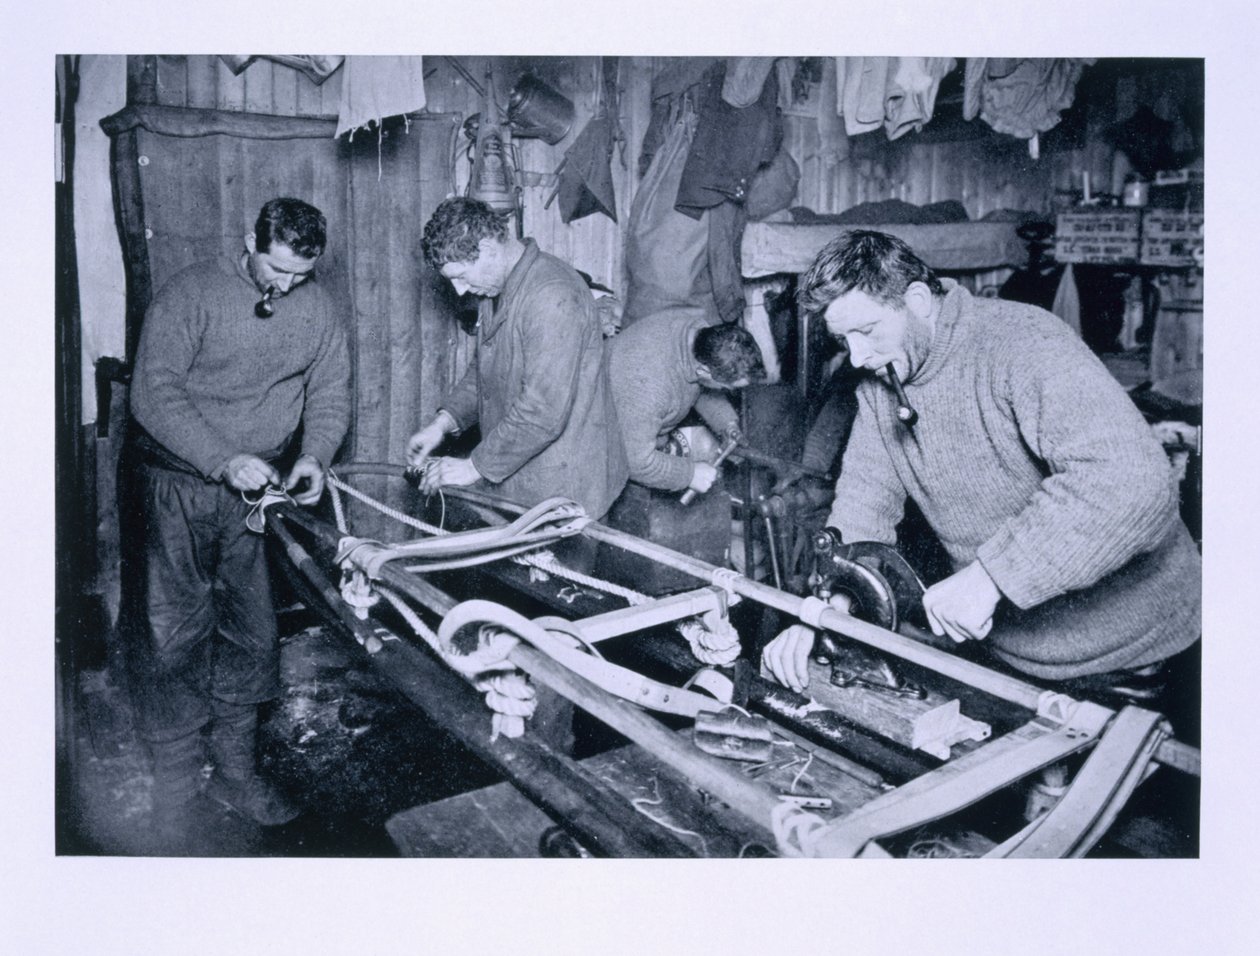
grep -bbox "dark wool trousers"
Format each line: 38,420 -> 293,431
126,464 -> 281,742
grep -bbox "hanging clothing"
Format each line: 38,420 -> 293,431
836,57 -> 893,137
963,58 -> 1094,140
817,56 -> 850,166
557,113 -> 618,224
834,57 -> 956,141
675,62 -> 780,218
335,55 -> 427,139
1051,263 -> 1083,337
884,57 -> 957,140
267,55 -> 344,85
722,57 -> 778,108
623,104 -> 714,326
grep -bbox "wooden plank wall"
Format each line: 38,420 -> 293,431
141,55 -> 1200,288
149,54 -> 651,298
134,54 -> 1197,407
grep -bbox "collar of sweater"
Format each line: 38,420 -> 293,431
233,252 -> 261,291
909,278 -> 972,387
481,239 -> 539,340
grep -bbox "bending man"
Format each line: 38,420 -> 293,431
608,307 -> 766,495
407,198 -> 628,522
761,230 -> 1200,737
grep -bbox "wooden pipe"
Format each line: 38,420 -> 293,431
886,364 -> 918,426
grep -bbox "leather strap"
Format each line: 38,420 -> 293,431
438,600 -> 726,719
807,702 -> 1113,857
994,706 -> 1168,858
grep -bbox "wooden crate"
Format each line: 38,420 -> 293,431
1141,210 -> 1204,266
1054,209 -> 1142,264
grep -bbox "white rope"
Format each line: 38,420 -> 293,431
788,751 -> 814,793
770,801 -> 827,858
325,471 -> 737,667
516,550 -> 650,605
710,567 -> 745,600
327,472 -> 445,536
329,478 -> 349,533
376,585 -> 442,655
377,586 -> 535,739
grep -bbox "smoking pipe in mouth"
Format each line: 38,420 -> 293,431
255,288 -> 275,318
885,363 -> 918,426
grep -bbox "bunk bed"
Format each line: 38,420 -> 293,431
741,217 -> 1028,278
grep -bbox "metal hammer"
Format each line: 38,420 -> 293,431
679,434 -> 740,505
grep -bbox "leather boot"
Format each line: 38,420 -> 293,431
148,727 -> 206,855
205,701 -> 300,826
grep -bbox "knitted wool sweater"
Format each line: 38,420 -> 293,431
130,256 -> 351,479
608,307 -> 741,491
828,282 -> 1201,679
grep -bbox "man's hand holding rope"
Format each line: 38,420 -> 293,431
285,453 -> 327,506
223,453 -> 281,492
418,456 -> 481,494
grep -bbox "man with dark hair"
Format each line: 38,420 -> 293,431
761,229 -> 1200,739
407,197 -> 628,521
253,196 -> 328,259
609,306 -> 766,493
127,197 -> 350,847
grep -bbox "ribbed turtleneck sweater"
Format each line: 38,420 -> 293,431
130,256 -> 351,479
827,281 -> 1201,679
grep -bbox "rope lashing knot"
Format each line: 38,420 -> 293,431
709,567 -> 745,605
243,484 -> 295,533
1036,691 -> 1078,725
770,800 -> 828,858
338,567 -> 380,620
437,616 -> 535,738
333,535 -> 394,579
678,609 -> 741,666
475,671 -> 537,740
440,622 -> 522,678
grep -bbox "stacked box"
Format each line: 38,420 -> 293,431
1054,210 -> 1142,264
1141,210 -> 1204,266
